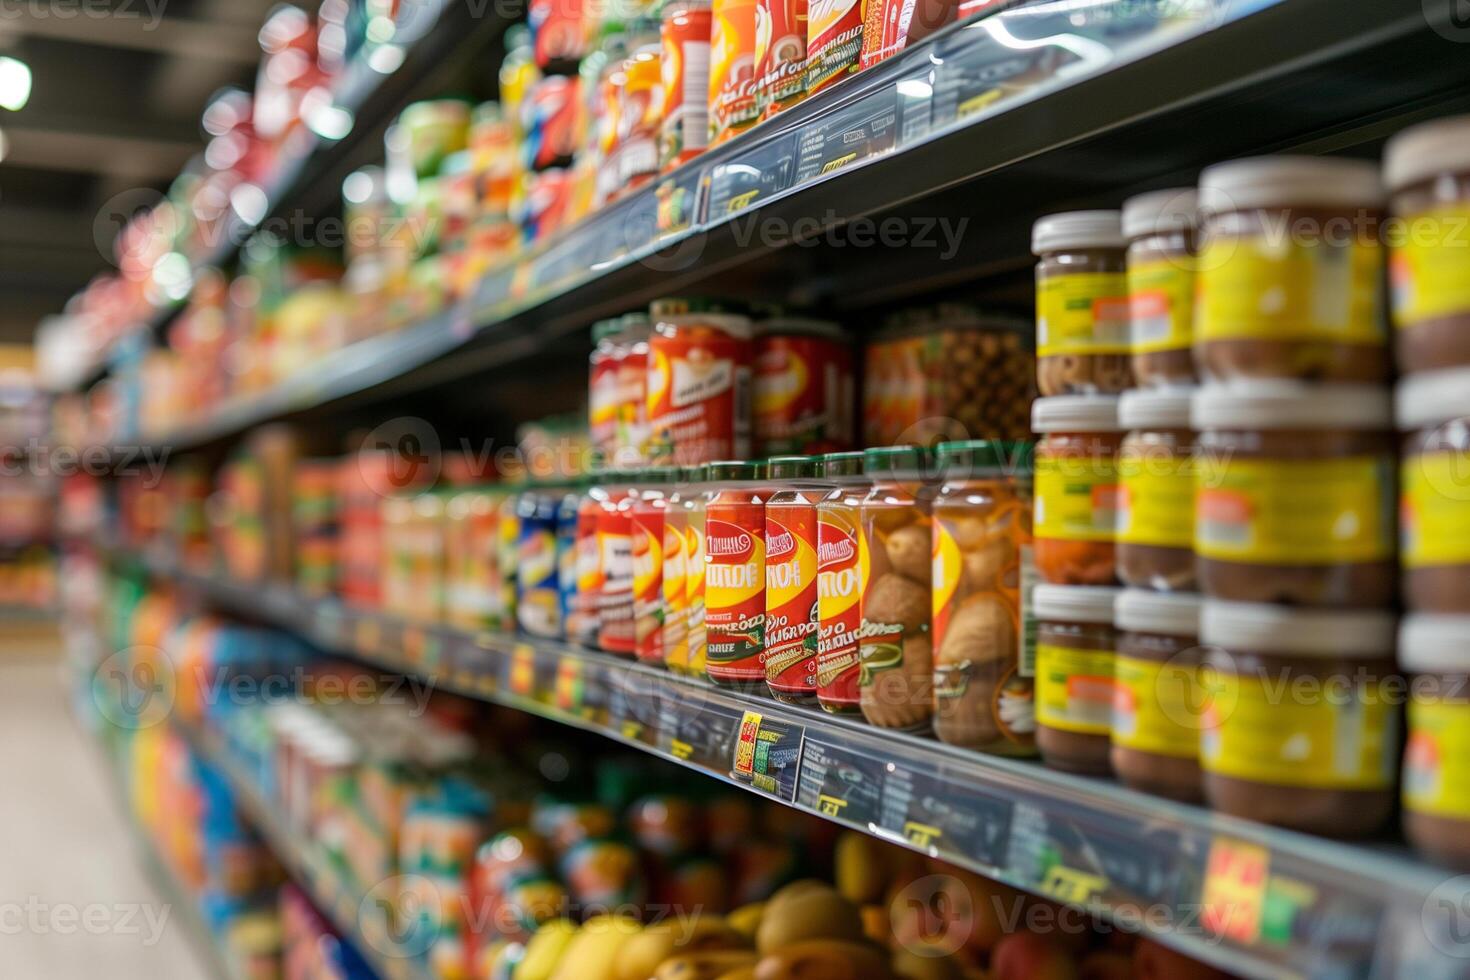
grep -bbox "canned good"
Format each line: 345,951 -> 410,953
816,451 -> 867,713
617,313 -> 654,468
705,460 -> 769,688
764,456 -> 827,702
589,319 -> 623,463
662,471 -> 693,668
709,0 -> 761,145
647,300 -> 754,465
597,483 -> 639,655
525,75 -> 579,172
804,0 -> 862,97
753,318 -> 854,456
517,488 -> 565,638
570,486 -> 606,645
754,0 -> 808,118
660,0 -> 713,171
683,466 -> 710,675
632,469 -> 674,664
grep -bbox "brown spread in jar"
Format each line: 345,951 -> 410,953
1034,583 -> 1120,776
1123,188 -> 1198,388
1112,589 -> 1203,802
1033,211 -> 1131,396
1117,388 -> 1196,592
1397,368 -> 1470,613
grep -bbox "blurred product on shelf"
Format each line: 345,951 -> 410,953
1032,210 -> 1130,397
762,456 -> 825,702
704,460 -> 770,689
1400,613 -> 1470,869
1111,588 -> 1202,802
1033,583 -> 1118,776
815,451 -> 866,714
1397,368 -> 1470,613
1031,395 -> 1120,587
1122,187 -> 1198,388
1115,387 -> 1195,592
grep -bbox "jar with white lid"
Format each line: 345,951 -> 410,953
1400,613 -> 1470,867
1384,115 -> 1470,375
1034,583 -> 1120,775
1398,368 -> 1470,613
1196,156 -> 1388,383
1033,211 -> 1131,396
1117,388 -> 1196,592
1113,589 -> 1203,802
1192,383 -> 1396,607
1123,188 -> 1198,387
1200,599 -> 1399,837
1032,396 -> 1120,586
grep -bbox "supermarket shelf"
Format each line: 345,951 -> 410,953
117,544 -> 1470,980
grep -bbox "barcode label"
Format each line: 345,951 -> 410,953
683,42 -> 711,152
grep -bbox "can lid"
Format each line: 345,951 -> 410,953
1399,613 -> 1470,672
1121,188 -> 1199,240
821,451 -> 865,478
707,459 -> 765,481
1200,600 -> 1395,658
1033,584 -> 1121,625
1119,387 -> 1194,430
1032,210 -> 1125,254
1385,115 -> 1470,193
767,456 -> 816,479
1031,395 -> 1120,433
1396,366 -> 1470,430
1115,589 -> 1202,636
863,445 -> 929,477
1191,382 -> 1390,430
935,440 -> 1034,476
1198,155 -> 1384,214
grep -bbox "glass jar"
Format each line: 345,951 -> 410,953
704,460 -> 769,689
661,468 -> 693,669
681,464 -> 710,677
1034,584 -> 1120,775
931,440 -> 1037,756
1384,115 -> 1470,375
1200,600 -> 1399,837
858,446 -> 936,732
1400,613 -> 1470,868
1123,188 -> 1198,387
1117,388 -> 1196,592
1032,395 -> 1121,586
816,451 -> 868,714
1033,211 -> 1131,396
1193,383 -> 1395,607
631,468 -> 674,665
1112,589 -> 1203,802
764,456 -> 828,704
1398,368 -> 1470,612
1195,156 -> 1387,383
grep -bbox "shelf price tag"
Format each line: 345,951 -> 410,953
1201,838 -> 1269,945
730,710 -> 805,802
796,737 -> 884,828
794,87 -> 899,185
653,168 -> 704,237
882,762 -> 1013,868
705,132 -> 798,217
554,658 -> 585,715
656,695 -> 741,770
508,644 -> 538,698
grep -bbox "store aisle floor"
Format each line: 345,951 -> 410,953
0,634 -> 210,979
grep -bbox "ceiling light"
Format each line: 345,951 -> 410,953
0,58 -> 32,112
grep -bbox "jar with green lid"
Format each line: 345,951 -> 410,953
931,440 -> 1037,755
1123,188 -> 1198,387
704,460 -> 769,689
1035,583 -> 1120,775
1033,211 -> 1132,396
858,446 -> 936,731
817,451 -> 870,714
1117,388 -> 1196,592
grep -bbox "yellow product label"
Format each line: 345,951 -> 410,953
1035,455 -> 1119,544
1197,234 -> 1384,344
1401,450 -> 1470,567
1112,655 -> 1199,758
1391,204 -> 1470,328
1117,452 -> 1195,548
1200,670 -> 1398,790
1036,644 -> 1114,735
1405,697 -> 1470,818
1036,272 -> 1129,357
1128,258 -> 1195,353
931,519 -> 963,618
1195,456 -> 1393,565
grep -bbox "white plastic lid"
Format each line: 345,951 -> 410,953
1034,584 -> 1122,625
1396,367 -> 1470,431
1399,613 -> 1470,672
1384,115 -> 1470,193
1119,387 -> 1194,431
1115,589 -> 1202,636
1191,383 -> 1391,431
1201,600 -> 1396,658
1198,156 -> 1385,214
1121,188 -> 1199,240
1032,210 -> 1125,254
1032,395 -> 1121,434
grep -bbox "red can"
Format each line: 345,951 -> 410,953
530,0 -> 587,71
616,43 -> 663,190
526,74 -> 580,171
571,487 -> 607,646
753,318 -> 854,457
597,485 -> 638,656
816,451 -> 866,712
763,457 -> 826,702
804,0 -> 863,97
631,477 -> 670,665
754,0 -> 808,118
589,319 -> 622,463
616,313 -> 653,468
647,302 -> 753,465
709,0 -> 760,145
660,0 -> 713,171
704,462 -> 768,688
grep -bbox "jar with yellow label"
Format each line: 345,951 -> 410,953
1035,583 -> 1120,775
1385,116 -> 1470,375
1196,156 -> 1387,383
1117,388 -> 1195,592
1193,383 -> 1396,607
1032,396 -> 1120,586
1123,188 -> 1198,387
931,440 -> 1036,756
1032,211 -> 1131,396
1113,589 -> 1202,802
1200,600 -> 1399,837
1400,613 -> 1470,867
1397,367 -> 1470,613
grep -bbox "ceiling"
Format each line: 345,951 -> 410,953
0,0 -> 280,343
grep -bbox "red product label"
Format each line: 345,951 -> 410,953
710,0 -> 761,142
590,351 -> 620,459
528,75 -> 580,170
597,492 -> 637,655
754,0 -> 808,115
659,6 -> 713,170
530,0 -> 586,68
617,343 -> 649,466
764,494 -> 821,698
816,501 -> 862,710
804,0 -> 863,95
647,322 -> 752,465
705,495 -> 767,684
631,497 -> 666,664
753,333 -> 853,456
571,496 -> 604,645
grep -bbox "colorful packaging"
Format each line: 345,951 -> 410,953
557,490 -> 581,634
662,475 -> 692,669
709,0 -> 761,145
859,0 -> 953,70
631,478 -> 670,664
816,452 -> 865,713
753,318 -> 854,456
705,462 -> 768,687
525,75 -> 580,172
763,458 -> 824,702
530,0 -> 588,70
589,319 -> 623,463
647,302 -> 754,465
446,490 -> 508,631
571,488 -> 607,646
683,473 -> 710,675
597,486 -> 638,655
754,0 -> 808,118
804,0 -> 863,96
517,489 -> 565,638
616,313 -> 653,468
660,0 -> 714,171
616,44 -> 663,189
